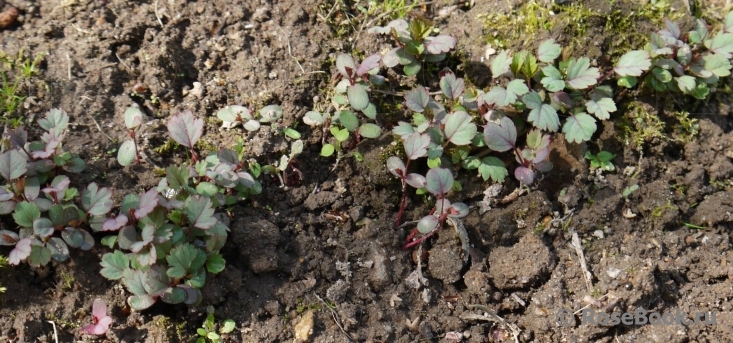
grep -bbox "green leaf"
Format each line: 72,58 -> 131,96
403,61 -> 421,76
47,237 -> 69,262
537,39 -> 561,63
705,33 -> 733,58
185,196 -> 217,230
362,102 -> 377,120
100,250 -> 129,280
443,111 -> 477,146
13,201 -> 40,227
652,67 -> 672,83
483,116 -> 516,152
690,82 -> 709,99
703,53 -> 732,77
478,156 -> 508,182
585,98 -> 616,120
195,182 -> 218,198
82,183 -> 113,216
117,140 -> 137,166
160,287 -> 187,304
347,84 -> 370,111
425,168 -> 454,196
221,319 -> 236,334
338,110 -> 360,132
124,106 -> 143,129
527,104 -> 560,132
101,235 -> 117,249
614,50 -> 651,76
283,128 -> 301,139
358,123 -> 382,138
321,144 -> 335,157
617,76 -> 638,88
565,57 -> 599,89
206,253 -> 226,273
562,112 -> 597,143
128,295 -> 156,311
540,66 -> 565,92
258,105 -> 283,123
491,50 -> 512,76
33,218 -> 54,237
28,245 -> 51,267
167,243 -> 201,279
676,75 -> 696,94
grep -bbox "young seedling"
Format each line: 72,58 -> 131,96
167,109 -> 204,163
117,105 -> 143,166
196,306 -> 236,343
263,139 -> 304,188
585,150 -> 615,171
81,298 -> 113,335
216,104 -> 283,131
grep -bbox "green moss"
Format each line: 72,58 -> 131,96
651,200 -> 677,218
153,138 -> 180,155
618,101 -> 666,151
194,139 -> 218,155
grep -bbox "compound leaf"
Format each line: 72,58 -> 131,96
167,110 -> 203,149
706,32 -> 733,58
615,50 -> 651,76
562,112 -> 597,143
566,57 -> 599,89
185,196 -> 217,230
425,35 -> 457,54
100,250 -> 129,280
541,65 -> 565,92
166,243 -> 204,279
585,98 -> 616,120
537,39 -> 561,63
444,111 -> 477,146
440,73 -> 465,100
491,50 -> 512,76
0,149 -> 26,181
405,86 -> 429,112
484,116 -> 517,152
83,183 -> 113,216
528,104 -> 560,132
13,201 -> 40,227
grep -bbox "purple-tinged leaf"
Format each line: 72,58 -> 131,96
405,86 -> 429,113
444,111 -> 477,146
533,147 -> 550,163
130,225 -> 155,253
417,215 -> 439,234
585,97 -> 616,120
117,140 -> 137,167
134,189 -> 159,219
566,57 -> 599,89
356,54 -> 381,75
484,116 -> 516,152
33,218 -> 54,237
383,48 -> 401,68
47,237 -> 69,262
83,183 -> 113,216
167,110 -> 203,149
435,198 -> 452,215
128,295 -> 156,311
440,73 -> 465,100
124,106 -> 144,130
9,237 -> 31,265
102,214 -> 128,231
661,18 -> 681,39
537,39 -> 561,63
615,50 -> 651,77
0,149 -> 26,181
0,229 -> 18,245
392,121 -> 415,139
42,175 -> 70,201
448,203 -> 469,218
404,133 -> 431,160
526,129 -> 550,151
425,168 -> 454,196
336,54 -> 356,78
81,298 -> 113,335
4,126 -> 27,149
185,196 -> 217,230
425,35 -> 457,54
387,156 -> 405,178
405,173 -> 427,189
31,139 -> 59,159
515,166 -> 534,185
38,109 -> 69,133
552,91 -> 573,109
0,188 -> 12,202
527,104 -> 560,132
491,50 -> 511,76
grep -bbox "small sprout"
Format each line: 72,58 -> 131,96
585,151 -> 616,171
81,298 -> 113,335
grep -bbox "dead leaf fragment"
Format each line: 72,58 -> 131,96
294,310 -> 314,342
389,294 -> 402,307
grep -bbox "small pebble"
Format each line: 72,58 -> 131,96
593,230 -> 605,239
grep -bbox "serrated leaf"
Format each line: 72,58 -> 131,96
117,140 -> 137,167
13,201 -> 40,227
585,98 -> 616,120
537,39 -> 561,63
706,33 -> 733,58
206,253 -> 226,273
425,168 -> 454,196
28,245 -> 51,267
339,110 -> 359,132
703,53 -> 732,77
541,65 -> 565,92
83,183 -> 113,216
405,86 -> 429,112
425,35 -> 456,54
8,238 -> 31,265
100,250 -> 129,280
725,11 -> 733,33
676,75 -> 696,93
690,82 -> 709,99
167,110 -> 203,149
491,50 -> 512,76
566,57 -> 599,89
358,123 -> 381,138
0,149 -> 26,181
522,91 -> 543,109
185,196 -> 217,229
528,104 -> 560,132
562,112 -> 597,143
347,84 -> 369,111
167,243 -> 204,279
444,111 -> 477,146
440,73 -> 465,100
135,189 -> 159,219
38,108 -> 69,133
124,106 -> 144,129
478,156 -> 508,182
484,116 -> 517,152
403,133 -> 430,160
615,50 -> 651,76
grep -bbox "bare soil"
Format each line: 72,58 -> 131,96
1,0 -> 733,342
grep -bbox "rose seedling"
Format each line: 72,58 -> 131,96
81,298 -> 113,335
117,105 -> 143,166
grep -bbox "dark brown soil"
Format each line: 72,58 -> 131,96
1,0 -> 733,342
